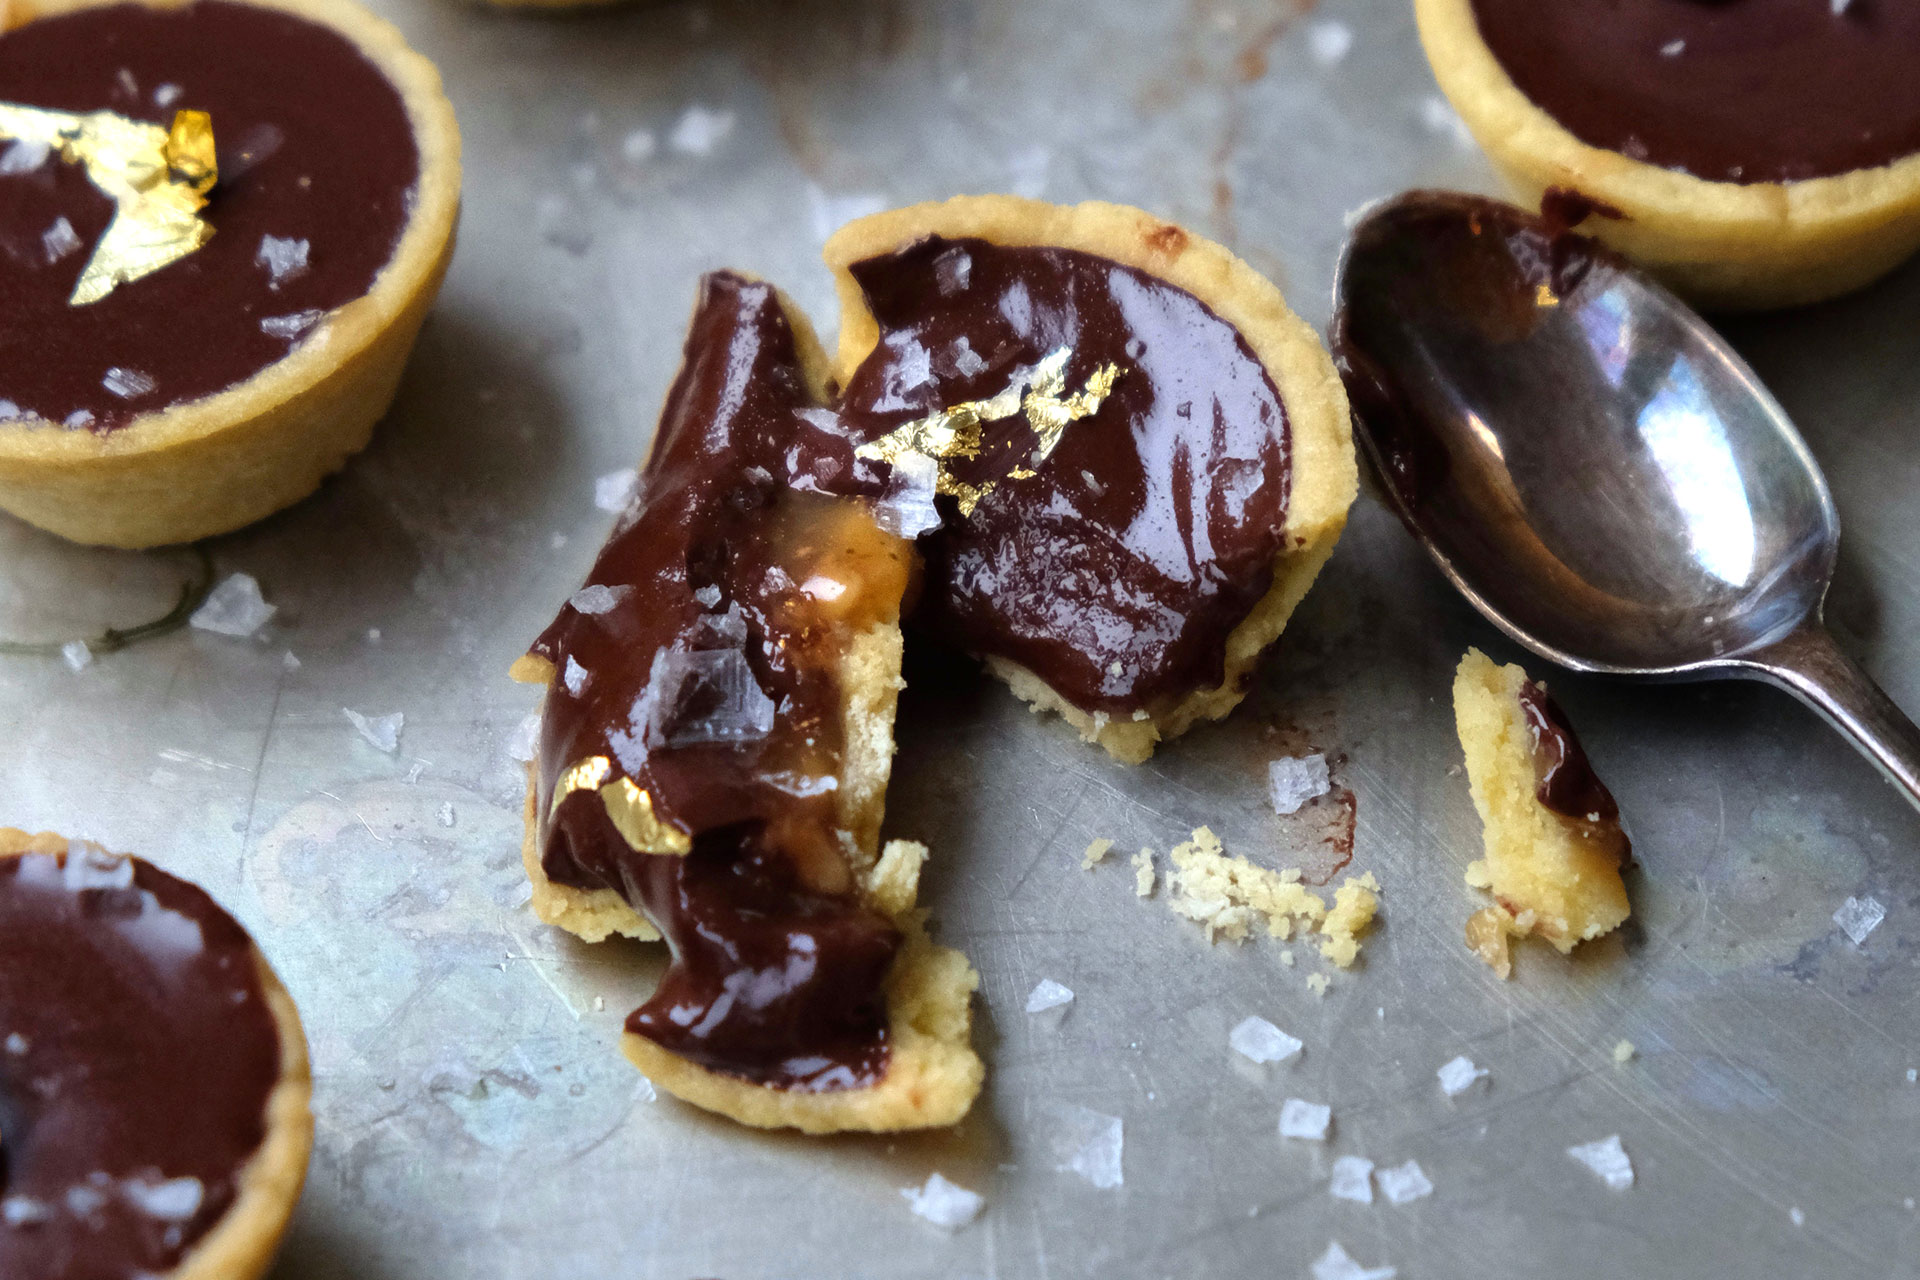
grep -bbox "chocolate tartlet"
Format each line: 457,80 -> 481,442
514,196 -> 1355,1133
1452,649 -> 1631,979
1416,0 -> 1920,309
0,0 -> 461,547
0,829 -> 312,1280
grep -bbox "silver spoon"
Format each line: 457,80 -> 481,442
1332,189 -> 1920,808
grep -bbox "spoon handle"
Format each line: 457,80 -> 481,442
1741,623 -> 1920,810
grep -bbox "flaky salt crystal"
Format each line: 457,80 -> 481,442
1050,1105 -> 1123,1188
2,1196 -> 52,1228
261,310 -> 325,341
1307,20 -> 1353,65
255,235 -> 309,287
191,573 -> 276,638
1133,848 -> 1155,897
282,651 -> 301,671
42,217 -> 81,263
153,82 -> 182,107
1329,1155 -> 1374,1204
61,640 -> 92,672
594,469 -> 638,512
622,128 -> 656,162
0,138 -> 49,175
1025,979 -> 1074,1013
1790,1205 -> 1805,1227
569,584 -> 630,615
668,104 -> 734,155
1835,895 -> 1886,945
64,1185 -> 107,1217
63,845 -> 133,891
4,1033 -> 26,1055
640,648 -> 775,747
0,400 -> 24,422
563,655 -> 590,696
693,585 -> 723,608
102,367 -> 156,399
1229,1016 -> 1302,1064
1269,754 -> 1331,815
934,245 -> 972,295
1279,1098 -> 1331,1141
901,1172 -> 985,1230
873,451 -> 942,538
949,336 -> 988,377
438,802 -> 456,828
1376,1159 -> 1433,1204
1567,1135 -> 1633,1190
1661,38 -> 1685,55
507,712 -> 541,763
1437,1055 -> 1489,1096
121,1175 -> 203,1221
65,410 -> 95,428
344,708 -> 403,754
1311,1241 -> 1396,1280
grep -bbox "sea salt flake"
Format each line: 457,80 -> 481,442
901,1172 -> 985,1229
0,138 -> 50,175
1376,1159 -> 1433,1204
102,367 -> 156,399
255,235 -> 310,287
4,1033 -> 26,1055
621,128 -> 657,163
64,1184 -> 108,1216
934,246 -> 972,295
668,104 -> 734,155
1313,1243 -> 1390,1280
1279,1098 -> 1331,1140
594,468 -> 638,512
1567,1135 -> 1634,1190
1307,20 -> 1354,65
191,573 -> 276,638
1132,847 -> 1155,897
1790,1205 -> 1805,1227
1329,1155 -> 1374,1204
42,216 -> 82,263
261,309 -> 325,341
873,451 -> 942,538
344,708 -> 404,754
570,584 -> 631,616
507,712 -> 542,763
1229,1016 -> 1302,1064
1268,753 -> 1331,815
1437,1055 -> 1489,1096
693,585 -> 723,608
282,651 -> 301,671
1050,1105 -> 1123,1188
1660,38 -> 1685,55
950,335 -> 988,377
438,802 -> 456,828
121,1175 -> 203,1221
1835,894 -> 1886,945
640,648 -> 775,747
563,655 -> 590,696
64,845 -> 133,891
65,410 -> 95,429
1025,979 -> 1074,1013
1,1195 -> 52,1228
153,82 -> 182,107
0,400 -> 24,422
61,640 -> 93,672
1312,1241 -> 1396,1280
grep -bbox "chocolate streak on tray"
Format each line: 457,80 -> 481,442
0,0 -> 417,430
838,237 -> 1294,717
0,848 -> 281,1279
1472,0 -> 1920,185
531,273 -> 908,1090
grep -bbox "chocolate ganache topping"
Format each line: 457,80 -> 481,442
838,237 -> 1293,716
0,845 -> 282,1279
1516,681 -> 1627,853
0,0 -> 419,431
1471,0 -> 1920,185
531,273 -> 911,1090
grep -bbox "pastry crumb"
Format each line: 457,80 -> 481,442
1160,826 -> 1380,967
1081,837 -> 1114,869
1305,973 -> 1330,997
1612,1039 -> 1636,1065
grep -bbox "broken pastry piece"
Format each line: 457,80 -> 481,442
826,197 -> 1357,763
0,829 -> 312,1280
514,272 -> 982,1133
1452,649 -> 1630,978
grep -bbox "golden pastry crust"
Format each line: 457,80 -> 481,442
0,829 -> 314,1280
825,196 -> 1358,764
0,0 -> 462,548
1450,650 -> 1630,971
1415,0 -> 1920,310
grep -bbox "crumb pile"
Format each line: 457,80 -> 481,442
1146,826 -> 1380,967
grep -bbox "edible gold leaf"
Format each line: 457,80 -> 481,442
600,776 -> 693,856
0,103 -> 218,306
548,754 -> 612,821
854,346 -> 1125,516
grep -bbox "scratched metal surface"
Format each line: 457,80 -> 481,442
4,0 -> 1920,1275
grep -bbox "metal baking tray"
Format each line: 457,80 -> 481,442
5,0 -> 1920,1274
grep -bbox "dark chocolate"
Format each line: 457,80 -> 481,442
838,237 -> 1293,716
0,846 -> 281,1279
1516,680 -> 1624,836
1472,0 -> 1920,184
531,273 -> 910,1089
0,0 -> 418,431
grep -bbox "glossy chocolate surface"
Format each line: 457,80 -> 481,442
0,846 -> 281,1279
1472,0 -> 1920,184
1517,680 -> 1623,834
532,273 -> 909,1089
839,237 -> 1293,715
0,0 -> 418,431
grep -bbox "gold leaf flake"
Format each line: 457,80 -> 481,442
549,754 -> 612,821
854,345 -> 1124,516
600,776 -> 693,856
0,103 -> 218,305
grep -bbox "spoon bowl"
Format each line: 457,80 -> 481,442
1334,190 -> 1920,806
